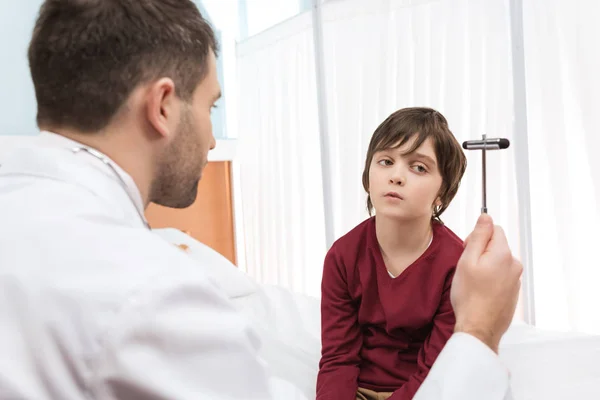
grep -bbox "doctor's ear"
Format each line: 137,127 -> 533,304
146,78 -> 178,140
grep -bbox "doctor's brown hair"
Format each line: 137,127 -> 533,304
28,0 -> 218,133
361,107 -> 467,222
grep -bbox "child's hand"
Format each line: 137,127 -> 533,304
450,214 -> 523,353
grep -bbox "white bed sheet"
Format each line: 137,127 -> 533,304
157,226 -> 600,399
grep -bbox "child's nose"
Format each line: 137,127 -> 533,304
389,167 -> 406,186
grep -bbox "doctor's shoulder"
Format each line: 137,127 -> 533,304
77,228 -> 270,399
83,224 -> 258,331
96,226 -> 236,289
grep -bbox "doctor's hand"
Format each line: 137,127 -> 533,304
451,214 -> 523,354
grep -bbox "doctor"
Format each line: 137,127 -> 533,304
0,0 -> 521,399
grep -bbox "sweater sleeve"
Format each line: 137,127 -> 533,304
389,270 -> 456,400
316,247 -> 363,400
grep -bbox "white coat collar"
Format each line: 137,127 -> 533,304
0,131 -> 148,228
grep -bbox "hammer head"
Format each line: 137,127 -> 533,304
462,138 -> 510,150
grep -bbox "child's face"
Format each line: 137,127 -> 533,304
368,136 -> 443,221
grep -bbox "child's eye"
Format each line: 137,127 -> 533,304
378,159 -> 393,166
411,164 -> 428,173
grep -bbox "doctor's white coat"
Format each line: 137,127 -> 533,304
0,132 -> 511,399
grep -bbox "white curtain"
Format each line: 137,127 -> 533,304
236,12 -> 327,298
523,0 -> 600,334
320,0 -> 521,258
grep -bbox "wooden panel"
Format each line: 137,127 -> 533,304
145,161 -> 236,265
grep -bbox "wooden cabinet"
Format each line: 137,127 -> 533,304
145,161 -> 237,265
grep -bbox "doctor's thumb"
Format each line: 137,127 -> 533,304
462,214 -> 494,261
475,213 -> 493,229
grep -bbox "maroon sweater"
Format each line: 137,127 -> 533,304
316,217 -> 463,400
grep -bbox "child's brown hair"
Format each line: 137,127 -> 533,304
362,107 -> 467,222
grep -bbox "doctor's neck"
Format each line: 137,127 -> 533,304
48,124 -> 155,208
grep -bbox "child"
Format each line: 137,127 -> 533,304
316,107 -> 467,400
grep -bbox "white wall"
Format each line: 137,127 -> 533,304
0,0 -> 44,136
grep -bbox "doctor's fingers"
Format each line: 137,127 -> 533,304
511,257 -> 524,279
506,273 -> 523,316
496,257 -> 523,301
478,225 -> 515,272
460,214 -> 494,265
